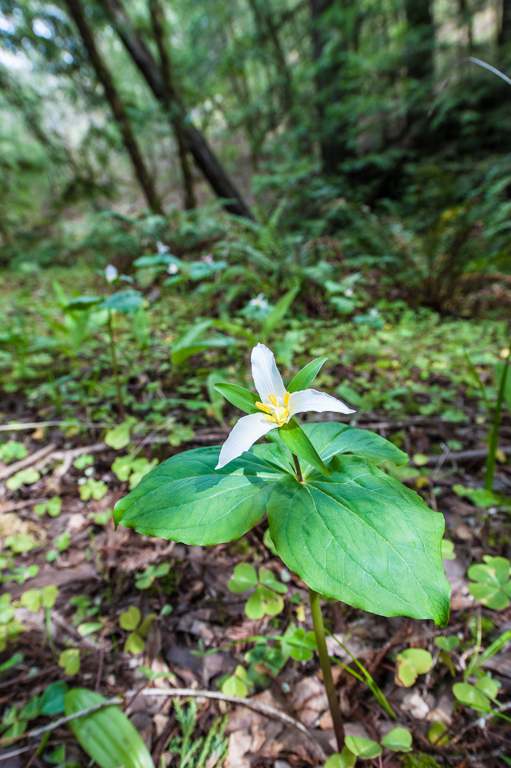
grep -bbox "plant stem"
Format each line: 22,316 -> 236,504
292,453 -> 303,482
485,347 -> 511,491
107,310 -> 125,421
309,588 -> 345,751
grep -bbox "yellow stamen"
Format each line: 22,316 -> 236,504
256,392 -> 291,426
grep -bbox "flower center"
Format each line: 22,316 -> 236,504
256,392 -> 290,425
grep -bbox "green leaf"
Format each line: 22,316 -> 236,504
345,736 -> 382,759
228,563 -> 258,593
287,358 -> 328,393
65,688 -> 154,768
324,747 -> 357,768
380,727 -> 413,752
267,455 -> 450,625
59,648 -> 80,676
442,539 -> 456,559
114,448 -> 281,545
40,681 -> 68,715
221,666 -> 249,698
468,558 -> 510,587
105,419 -> 136,450
428,721 -> 448,746
214,383 -> 260,414
468,583 -> 509,609
20,696 -> 42,721
138,614 -> 155,639
261,284 -> 300,340
434,636 -> 459,652
120,607 -> 141,631
475,674 -> 500,700
20,589 -> 42,612
101,290 -> 144,314
77,621 -> 103,636
6,468 -> 40,491
245,585 -> 284,619
278,419 -> 331,477
171,320 -> 234,366
42,585 -> 58,608
259,567 -> 287,594
453,682 -> 490,711
395,649 -> 433,687
302,422 -> 408,466
124,632 -> 146,654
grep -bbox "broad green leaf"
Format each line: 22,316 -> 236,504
475,675 -> 500,700
138,614 -> 155,639
0,652 -> 23,673
101,290 -> 144,314
120,606 -> 141,631
428,721 -> 448,746
228,563 -> 258,593
395,649 -> 433,687
482,555 -> 511,585
468,583 -> 509,610
59,648 -> 80,676
468,559 -> 509,587
105,419 -> 136,450
20,696 -> 42,720
259,567 -> 287,594
214,383 -> 260,414
20,589 -> 42,612
114,448 -> 281,545
453,682 -> 490,710
278,419 -> 331,477
267,455 -> 450,625
434,636 -> 459,652
40,681 -> 68,715
324,747 -> 356,768
245,585 -> 284,619
287,358 -> 328,393
41,585 -> 58,608
6,468 -> 41,491
4,534 -> 36,553
302,422 -> 408,466
66,296 -> 102,311
380,727 -> 412,752
77,621 -> 103,636
65,688 -> 153,768
124,632 -> 146,654
221,666 -> 249,698
0,604 -> 15,623
345,736 -> 382,759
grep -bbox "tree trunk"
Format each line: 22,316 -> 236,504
98,0 -> 252,219
63,0 -> 163,214
309,0 -> 351,174
148,0 -> 196,211
500,0 -> 511,45
405,0 -> 434,83
246,0 -> 293,112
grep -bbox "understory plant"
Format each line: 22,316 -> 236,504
114,343 -> 450,755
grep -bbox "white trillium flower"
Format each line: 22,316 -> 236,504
249,293 -> 268,309
156,241 -> 170,255
104,264 -> 118,283
167,263 -> 179,275
216,344 -> 355,469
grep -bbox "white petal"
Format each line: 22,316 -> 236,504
216,413 -> 278,469
251,344 -> 286,403
288,388 -> 356,418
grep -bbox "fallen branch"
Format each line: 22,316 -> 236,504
412,446 -> 511,467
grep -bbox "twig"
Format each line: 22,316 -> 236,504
0,444 -> 56,481
451,701 -> 511,743
0,697 -> 124,745
0,745 -> 33,761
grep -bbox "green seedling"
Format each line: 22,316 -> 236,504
395,648 -> 433,687
79,478 -> 108,501
467,556 -> 511,609
0,594 -> 25,652
58,648 -> 80,676
6,468 -> 40,492
0,441 -> 28,463
111,455 -> 158,489
134,562 -> 170,590
73,454 -> 94,470
228,563 -> 287,620
119,606 -> 155,654
34,497 -> 62,517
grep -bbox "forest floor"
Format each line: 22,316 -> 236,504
1,267 -> 511,768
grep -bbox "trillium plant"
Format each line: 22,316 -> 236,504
114,344 -> 450,752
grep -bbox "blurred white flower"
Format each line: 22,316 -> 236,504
167,263 -> 179,275
369,308 -> 379,317
202,253 -> 214,264
104,264 -> 118,283
248,293 -> 269,310
156,241 -> 170,255
344,287 -> 354,297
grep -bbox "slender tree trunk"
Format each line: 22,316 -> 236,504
148,0 -> 196,210
246,0 -> 293,112
500,0 -> 511,45
98,0 -> 252,219
63,0 -> 163,214
458,0 -> 473,51
309,0 -> 351,174
405,0 -> 434,82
